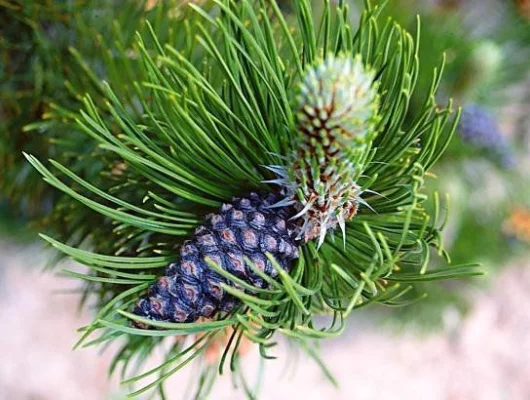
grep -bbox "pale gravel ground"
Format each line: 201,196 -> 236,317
1,240 -> 530,400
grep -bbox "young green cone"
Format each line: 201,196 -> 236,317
271,55 -> 379,246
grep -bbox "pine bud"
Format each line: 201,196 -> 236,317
271,55 -> 380,246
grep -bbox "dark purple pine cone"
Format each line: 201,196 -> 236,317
458,104 -> 515,168
133,193 -> 301,326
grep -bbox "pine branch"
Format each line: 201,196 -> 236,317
24,0 -> 482,396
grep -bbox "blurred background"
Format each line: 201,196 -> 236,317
1,0 -> 529,398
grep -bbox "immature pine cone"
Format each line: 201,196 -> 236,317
271,55 -> 379,245
134,193 -> 300,325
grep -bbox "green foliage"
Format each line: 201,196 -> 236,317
363,0 -> 530,330
0,1 -> 70,218
375,0 -> 529,108
23,0 -> 480,396
0,0 -> 185,226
